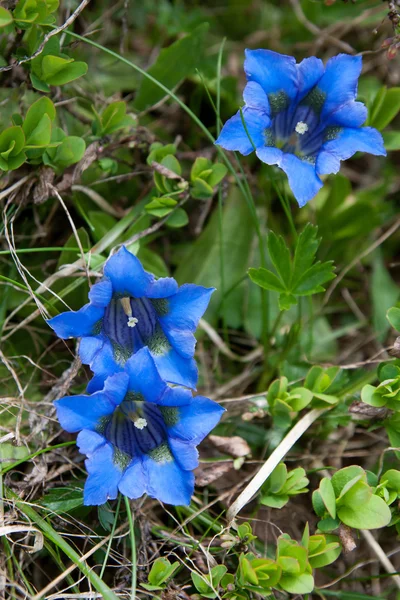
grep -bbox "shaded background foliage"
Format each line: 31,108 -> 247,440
1,0 -> 400,598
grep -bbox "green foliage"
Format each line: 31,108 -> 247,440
190,157 -> 228,199
369,86 -> 400,130
0,126 -> 26,171
313,467 -> 392,531
141,557 -> 180,592
191,565 -> 228,599
92,102 -> 135,137
361,363 -> 400,409
260,462 -> 309,509
13,0 -> 58,28
134,22 -> 209,111
249,224 -> 336,310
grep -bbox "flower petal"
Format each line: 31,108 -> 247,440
77,430 -> 105,455
297,56 -> 324,99
83,442 -> 123,505
280,153 -> 323,207
80,337 -> 122,393
159,284 -> 214,331
55,372 -> 128,433
118,459 -> 147,499
318,54 -> 362,119
256,146 -> 284,166
88,280 -> 113,307
243,81 -> 270,113
163,328 -> 196,359
47,303 -> 104,339
316,126 -> 386,176
124,347 -> 168,403
169,438 -> 199,470
154,349 -> 198,390
167,396 -> 225,445
244,49 -> 298,99
215,108 -> 270,155
327,101 -> 367,128
144,454 -> 195,505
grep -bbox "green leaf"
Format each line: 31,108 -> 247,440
279,573 -> 314,594
331,466 -> 365,497
383,131 -> 400,151
319,478 -> 337,519
148,557 -> 179,586
166,208 -> 189,228
134,23 -> 209,111
370,87 -> 400,130
260,494 -> 289,509
293,261 -> 335,295
268,231 -> 291,286
248,267 -> 286,293
0,7 -> 13,27
52,136 -> 86,168
41,55 -> 88,85
279,292 -> 297,311
145,197 -> 177,218
387,306 -> 400,332
292,223 -> 320,287
40,486 -> 84,514
338,493 -> 391,529
371,251 -> 399,341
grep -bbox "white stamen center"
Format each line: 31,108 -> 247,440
134,417 -> 148,430
127,316 -> 138,328
295,121 -> 308,135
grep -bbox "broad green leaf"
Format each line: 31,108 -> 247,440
40,486 -> 84,513
23,96 -> 56,139
387,306 -> 400,331
371,251 -> 399,341
248,267 -> 286,293
267,463 -> 287,493
319,478 -> 336,519
338,494 -> 391,529
52,136 -> 86,168
383,131 -> 400,151
0,7 -> 13,27
166,208 -> 189,228
260,494 -> 289,509
134,23 -> 209,111
331,466 -> 365,497
370,87 -> 400,130
268,231 -> 291,286
279,573 -> 314,594
42,55 -> 88,85
279,292 -> 297,311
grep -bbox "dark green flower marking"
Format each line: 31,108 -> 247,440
268,90 -> 290,117
324,126 -> 342,141
151,298 -> 169,317
160,406 -> 180,426
145,324 -> 170,356
302,87 -> 326,115
113,447 -> 131,470
148,441 -> 173,463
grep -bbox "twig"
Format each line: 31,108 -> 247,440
0,0 -> 92,73
360,529 -> 400,591
0,176 -> 32,201
226,407 -> 329,523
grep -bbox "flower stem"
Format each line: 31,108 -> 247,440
124,496 -> 137,600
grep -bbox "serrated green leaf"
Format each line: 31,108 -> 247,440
248,267 -> 286,293
293,261 -> 335,295
268,231 -> 291,287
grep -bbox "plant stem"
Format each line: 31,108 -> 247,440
124,496 -> 137,600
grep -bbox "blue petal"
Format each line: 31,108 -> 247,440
169,438 -> 199,470
318,54 -> 362,119
167,396 -> 225,445
215,108 -> 270,155
118,459 -> 147,499
80,337 -> 122,393
154,349 -> 198,390
144,455 -> 195,505
124,347 -> 168,403
124,347 -> 193,405
88,280 -> 113,307
77,430 -> 105,454
297,56 -> 324,99
159,284 -> 214,332
280,153 -> 323,207
316,126 -> 386,176
55,372 -> 129,433
243,81 -> 270,113
163,328 -> 196,359
256,146 -> 284,166
104,247 -> 177,298
244,49 -> 298,99
48,303 -> 104,339
327,101 -> 367,128
83,442 -> 123,505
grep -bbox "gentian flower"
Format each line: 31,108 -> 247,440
48,247 -> 214,392
216,50 -> 386,207
55,347 -> 224,505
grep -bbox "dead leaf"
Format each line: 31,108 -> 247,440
195,462 -> 232,486
209,435 -> 251,458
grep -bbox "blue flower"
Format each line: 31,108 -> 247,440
55,347 -> 224,506
48,247 -> 214,392
215,50 -> 386,207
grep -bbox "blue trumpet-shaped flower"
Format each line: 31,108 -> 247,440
216,50 -> 386,207
48,247 -> 214,392
55,347 -> 224,506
